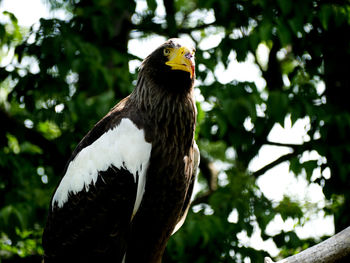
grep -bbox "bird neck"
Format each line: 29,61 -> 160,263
130,74 -> 196,121
129,74 -> 196,158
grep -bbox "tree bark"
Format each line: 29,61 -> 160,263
265,226 -> 350,263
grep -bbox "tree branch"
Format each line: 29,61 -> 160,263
163,0 -> 177,37
252,152 -> 296,178
262,38 -> 283,91
132,18 -> 216,38
192,139 -> 320,204
179,22 -> 216,34
264,140 -> 303,148
127,52 -> 143,61
252,139 -> 321,178
265,226 -> 350,263
264,139 -> 322,149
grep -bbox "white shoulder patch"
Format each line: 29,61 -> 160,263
52,118 -> 152,217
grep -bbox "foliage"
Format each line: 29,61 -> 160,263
1,0 -> 350,262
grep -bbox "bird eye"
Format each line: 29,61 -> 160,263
163,48 -> 170,56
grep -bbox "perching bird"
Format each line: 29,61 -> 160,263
42,38 -> 199,263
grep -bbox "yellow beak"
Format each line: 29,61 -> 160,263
165,47 -> 195,78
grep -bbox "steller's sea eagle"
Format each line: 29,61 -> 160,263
42,38 -> 199,263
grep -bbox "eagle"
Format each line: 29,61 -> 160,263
42,38 -> 199,263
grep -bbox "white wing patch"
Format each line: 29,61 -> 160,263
52,118 -> 152,218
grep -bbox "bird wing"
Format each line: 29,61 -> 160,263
43,113 -> 151,261
172,141 -> 200,235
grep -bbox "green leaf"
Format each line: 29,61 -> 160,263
6,133 -> 20,154
277,21 -> 291,46
289,15 -> 303,36
266,91 -> 289,125
3,11 -> 18,24
303,160 -> 318,181
319,5 -> 332,30
259,21 -> 273,41
146,0 -> 157,11
37,121 -> 61,140
289,156 -> 302,175
277,0 -> 292,15
275,196 -> 303,221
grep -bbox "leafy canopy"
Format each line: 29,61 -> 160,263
1,0 -> 350,262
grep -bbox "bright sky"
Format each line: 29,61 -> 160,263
0,0 -> 334,257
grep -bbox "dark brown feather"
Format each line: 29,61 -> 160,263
43,39 -> 198,263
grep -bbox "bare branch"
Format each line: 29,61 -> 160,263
252,152 -> 296,178
265,226 -> 350,263
179,22 -> 216,34
264,141 -> 303,148
127,52 -> 143,61
264,139 -> 321,149
252,139 -> 321,178
132,20 -> 216,37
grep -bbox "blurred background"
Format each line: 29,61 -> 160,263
1,0 -> 350,262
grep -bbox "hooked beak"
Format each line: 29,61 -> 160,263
165,47 -> 195,79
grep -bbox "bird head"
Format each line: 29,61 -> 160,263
163,38 -> 195,79
139,38 -> 196,92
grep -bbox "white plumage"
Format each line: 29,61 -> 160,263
52,118 -> 152,217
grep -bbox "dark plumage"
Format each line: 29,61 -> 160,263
42,38 -> 199,263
